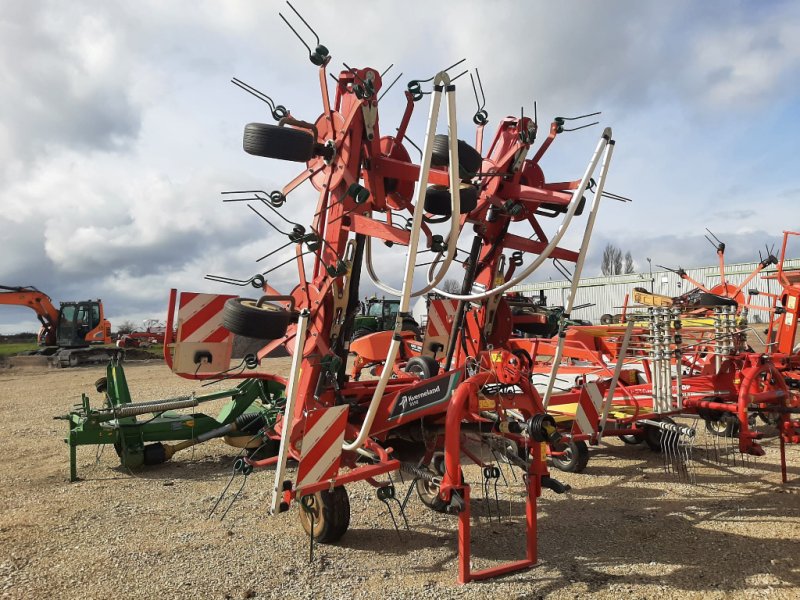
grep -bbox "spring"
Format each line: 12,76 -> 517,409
109,396 -> 198,418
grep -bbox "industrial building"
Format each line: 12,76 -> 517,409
510,257 -> 800,324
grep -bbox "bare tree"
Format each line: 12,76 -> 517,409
441,279 -> 462,294
116,320 -> 136,335
601,244 -> 624,276
624,251 -> 635,274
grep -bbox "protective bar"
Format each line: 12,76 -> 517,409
342,72 -> 454,453
597,319 -> 635,439
542,139 -> 615,407
270,309 -> 310,514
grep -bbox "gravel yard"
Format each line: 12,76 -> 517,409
1,360 -> 799,599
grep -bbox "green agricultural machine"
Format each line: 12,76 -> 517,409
351,296 -> 421,341
58,361 -> 286,481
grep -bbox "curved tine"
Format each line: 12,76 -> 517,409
278,13 -> 312,57
286,1 -> 320,46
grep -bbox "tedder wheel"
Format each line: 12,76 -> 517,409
430,134 -> 483,176
600,314 -> 614,325
350,328 -> 373,342
404,356 -> 440,379
415,452 -> 461,514
550,439 -> 589,473
298,486 -> 350,543
423,184 -> 479,216
643,417 -> 675,452
223,298 -> 293,339
243,123 -> 316,162
704,415 -> 739,437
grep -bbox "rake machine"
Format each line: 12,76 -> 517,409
503,234 -> 800,480
187,5 -> 619,583
60,3 -> 621,582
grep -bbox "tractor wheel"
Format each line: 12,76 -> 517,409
600,314 -> 614,325
243,123 -> 316,162
704,415 -> 739,437
223,298 -> 293,339
350,328 -> 373,342
298,486 -> 350,543
643,417 -> 675,452
423,184 -> 479,216
550,439 -> 589,473
430,134 -> 483,176
404,356 -> 440,379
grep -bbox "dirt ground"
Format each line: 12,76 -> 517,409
1,359 -> 799,599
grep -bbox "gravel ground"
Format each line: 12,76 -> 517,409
1,359 -> 799,599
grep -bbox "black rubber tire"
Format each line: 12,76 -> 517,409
430,134 -> 483,176
223,298 -> 293,339
143,443 -> 167,466
243,123 -> 315,162
704,416 -> 739,437
298,486 -> 350,543
423,184 -> 479,216
416,453 -> 460,514
404,356 -> 440,379
600,314 -> 614,325
350,328 -> 373,342
550,440 -> 589,473
95,377 -> 108,394
247,438 -> 280,460
612,314 -> 623,324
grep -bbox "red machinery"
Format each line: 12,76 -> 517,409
162,4 -> 619,583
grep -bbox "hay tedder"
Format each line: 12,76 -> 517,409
60,3 -> 627,583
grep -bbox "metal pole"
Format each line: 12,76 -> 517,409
598,319 -> 635,438
270,309 -> 310,514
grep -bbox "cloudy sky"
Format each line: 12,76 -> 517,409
1,0 -> 799,333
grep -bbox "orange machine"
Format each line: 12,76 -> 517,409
0,285 -> 116,366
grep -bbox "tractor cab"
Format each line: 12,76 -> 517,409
352,297 -> 419,341
56,301 -> 109,348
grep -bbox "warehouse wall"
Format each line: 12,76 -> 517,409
512,258 -> 800,324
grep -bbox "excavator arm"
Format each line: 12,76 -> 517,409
0,285 -> 60,345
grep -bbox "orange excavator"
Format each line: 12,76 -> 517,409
0,285 -> 121,367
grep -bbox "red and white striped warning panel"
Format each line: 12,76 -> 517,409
572,381 -> 603,436
171,292 -> 236,375
295,405 -> 349,492
423,298 -> 459,358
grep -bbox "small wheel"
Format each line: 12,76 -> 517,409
222,298 -> 293,339
704,415 -> 739,437
350,328 -> 373,342
612,314 -> 623,324
243,123 -> 316,162
600,314 -> 614,325
94,377 -> 108,394
415,453 -> 457,513
430,134 -> 483,176
298,486 -> 350,543
550,439 -> 589,473
404,356 -> 440,379
246,438 -> 280,460
423,184 -> 479,216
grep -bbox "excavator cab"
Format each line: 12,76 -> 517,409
56,301 -> 108,348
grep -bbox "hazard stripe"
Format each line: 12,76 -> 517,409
181,296 -> 229,341
574,382 -> 603,435
296,406 -> 348,490
427,303 -> 447,338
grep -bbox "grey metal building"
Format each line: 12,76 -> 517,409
512,258 -> 800,324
